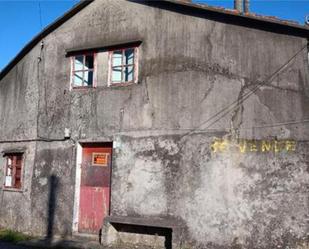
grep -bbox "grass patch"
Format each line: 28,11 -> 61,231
0,229 -> 32,243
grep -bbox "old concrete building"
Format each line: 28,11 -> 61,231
0,0 -> 308,248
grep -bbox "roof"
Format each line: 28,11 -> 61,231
166,0 -> 309,31
1,0 -> 309,81
0,0 -> 94,81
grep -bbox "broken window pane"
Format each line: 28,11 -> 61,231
125,48 -> 134,65
84,71 -> 93,86
124,66 -> 134,82
74,56 -> 84,71
85,55 -> 94,70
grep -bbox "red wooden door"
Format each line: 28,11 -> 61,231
78,143 -> 112,234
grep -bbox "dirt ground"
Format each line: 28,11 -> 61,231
0,241 -> 30,249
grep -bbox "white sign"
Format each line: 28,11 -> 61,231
5,176 -> 12,187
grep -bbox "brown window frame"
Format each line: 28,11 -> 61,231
3,153 -> 23,190
70,53 -> 97,89
108,47 -> 139,86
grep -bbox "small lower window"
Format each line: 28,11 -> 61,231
4,153 -> 23,189
71,54 -> 95,88
109,47 -> 138,85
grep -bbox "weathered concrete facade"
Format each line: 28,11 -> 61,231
0,0 -> 308,248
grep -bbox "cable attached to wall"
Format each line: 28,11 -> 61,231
178,44 -> 308,141
0,137 -> 74,144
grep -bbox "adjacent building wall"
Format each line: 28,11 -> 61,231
0,142 -> 36,234
0,44 -> 40,234
0,0 -> 308,248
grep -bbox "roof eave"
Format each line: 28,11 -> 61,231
164,0 -> 309,32
0,0 -> 94,81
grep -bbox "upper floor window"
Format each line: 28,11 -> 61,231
68,43 -> 140,89
71,54 -> 95,88
4,153 -> 23,189
109,47 -> 138,85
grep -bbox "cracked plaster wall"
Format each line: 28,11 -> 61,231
0,0 -> 308,247
0,142 -> 36,234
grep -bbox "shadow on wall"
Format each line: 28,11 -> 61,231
112,223 -> 172,249
46,174 -> 59,242
44,174 -> 99,245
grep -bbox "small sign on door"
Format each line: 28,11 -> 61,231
92,153 -> 108,166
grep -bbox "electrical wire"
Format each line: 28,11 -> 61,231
179,44 -> 308,139
0,119 -> 307,144
1,45 -> 306,144
0,137 -> 72,144
38,1 -> 43,31
240,119 -> 309,130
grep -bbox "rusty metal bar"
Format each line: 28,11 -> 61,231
234,0 -> 243,12
244,0 -> 250,13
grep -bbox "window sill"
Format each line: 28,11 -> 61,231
69,82 -> 140,92
2,187 -> 23,193
72,86 -> 96,90
109,82 -> 137,87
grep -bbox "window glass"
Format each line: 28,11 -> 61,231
7,156 -> 12,177
124,66 -> 134,82
74,56 -> 84,71
112,51 -> 122,67
85,55 -> 94,70
84,71 -> 93,86
110,47 -> 137,84
72,54 -> 94,88
112,67 -> 122,82
125,49 -> 134,65
74,72 -> 83,86
7,166 -> 12,176
4,154 -> 23,189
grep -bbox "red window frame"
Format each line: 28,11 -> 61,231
108,47 -> 138,86
70,53 -> 97,89
4,153 -> 23,189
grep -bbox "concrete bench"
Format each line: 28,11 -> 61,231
102,215 -> 185,249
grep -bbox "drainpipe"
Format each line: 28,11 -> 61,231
244,0 -> 250,13
234,0 -> 243,13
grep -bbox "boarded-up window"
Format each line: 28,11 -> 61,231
4,153 -> 23,189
